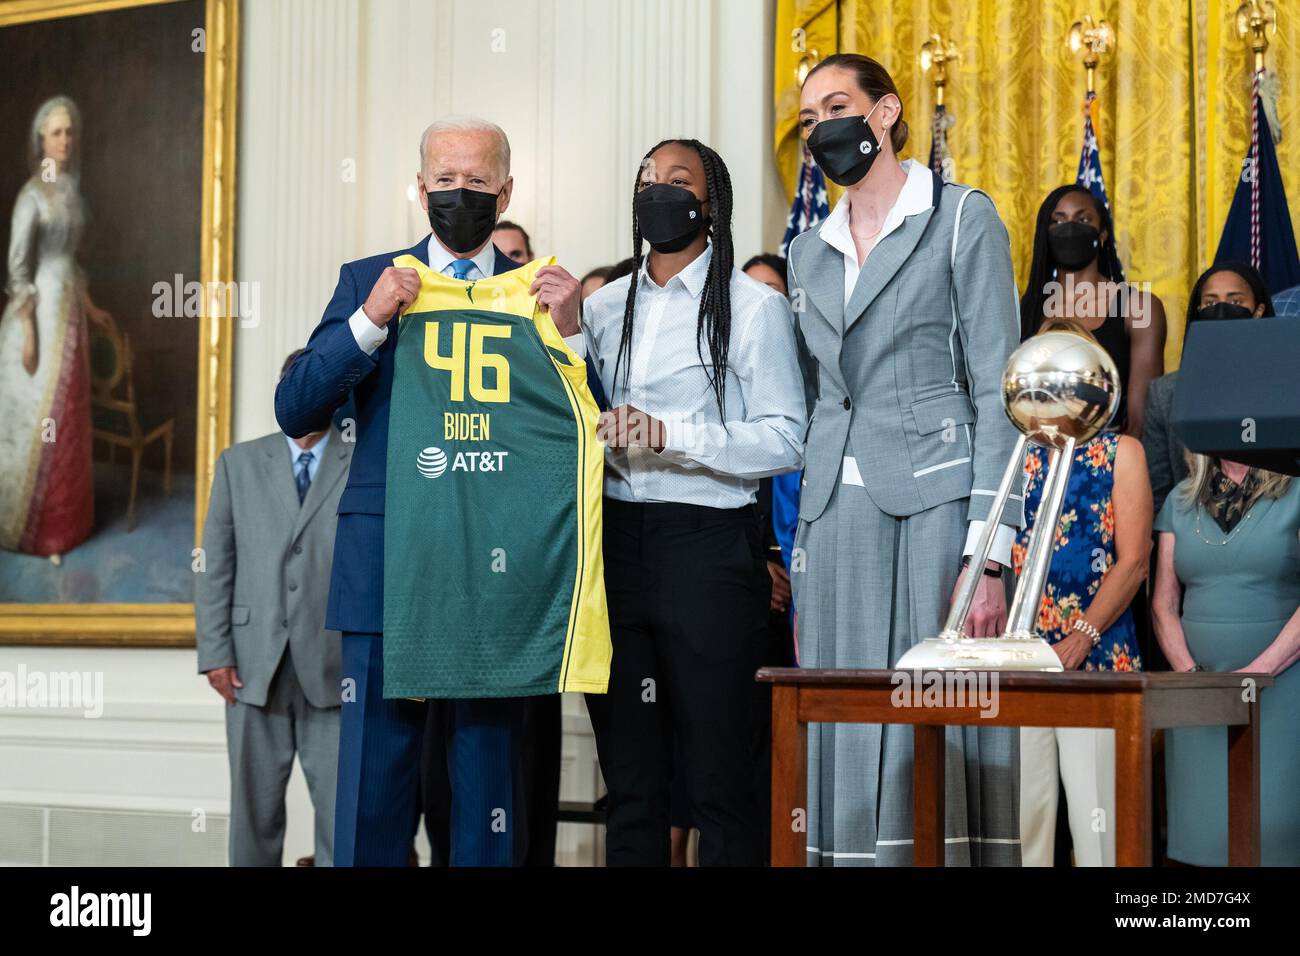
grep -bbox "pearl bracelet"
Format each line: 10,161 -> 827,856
1071,618 -> 1101,647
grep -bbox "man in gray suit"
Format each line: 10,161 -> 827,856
196,350 -> 352,866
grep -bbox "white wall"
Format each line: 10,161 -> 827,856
0,0 -> 782,867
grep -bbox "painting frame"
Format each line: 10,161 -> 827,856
0,0 -> 237,646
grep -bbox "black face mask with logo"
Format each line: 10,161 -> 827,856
806,99 -> 885,187
1196,301 -> 1254,322
634,183 -> 706,253
1047,220 -> 1102,271
426,187 -> 500,255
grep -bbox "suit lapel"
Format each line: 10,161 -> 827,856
796,234 -> 845,338
408,235 -> 432,266
263,438 -> 302,527
292,430 -> 349,542
492,245 -> 518,276
843,207 -> 935,335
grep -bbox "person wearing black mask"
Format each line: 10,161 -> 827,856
276,115 -> 584,866
789,52 -> 1023,867
575,139 -> 805,866
1142,262 -> 1273,514
1019,185 -> 1168,436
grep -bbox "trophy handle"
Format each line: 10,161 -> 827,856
937,433 -> 1028,641
1003,436 -> 1078,640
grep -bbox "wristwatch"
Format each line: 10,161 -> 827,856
960,555 -> 1003,579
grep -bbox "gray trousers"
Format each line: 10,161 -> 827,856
793,481 -> 1021,866
225,648 -> 339,866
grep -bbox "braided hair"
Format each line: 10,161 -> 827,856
1018,184 -> 1127,343
612,138 -> 734,420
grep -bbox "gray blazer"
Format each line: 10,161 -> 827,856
195,428 -> 351,709
787,180 -> 1024,529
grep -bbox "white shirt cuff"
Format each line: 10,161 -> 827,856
349,306 -> 388,355
563,333 -> 585,357
963,520 -> 1015,569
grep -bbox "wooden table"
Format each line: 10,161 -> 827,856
757,668 -> 1272,867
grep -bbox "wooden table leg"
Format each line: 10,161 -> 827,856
1227,697 -> 1262,866
913,723 -> 945,867
770,684 -> 807,867
1113,695 -> 1152,866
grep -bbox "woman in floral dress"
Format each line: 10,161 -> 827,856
1012,325 -> 1153,865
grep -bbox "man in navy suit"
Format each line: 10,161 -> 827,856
275,115 -> 583,866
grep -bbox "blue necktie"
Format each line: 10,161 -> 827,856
295,450 -> 313,505
451,259 -> 475,281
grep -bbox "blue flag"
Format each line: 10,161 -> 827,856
1214,73 -> 1300,294
780,145 -> 830,257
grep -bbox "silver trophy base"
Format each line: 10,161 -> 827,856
895,637 -> 1064,672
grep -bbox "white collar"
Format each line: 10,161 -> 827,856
427,233 -> 500,279
639,242 -> 713,298
285,429 -> 329,463
819,158 -> 934,260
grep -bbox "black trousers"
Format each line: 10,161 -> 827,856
586,499 -> 771,866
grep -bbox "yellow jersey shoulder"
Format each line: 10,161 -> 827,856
395,254 -> 556,319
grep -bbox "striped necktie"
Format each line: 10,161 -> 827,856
295,450 -> 313,505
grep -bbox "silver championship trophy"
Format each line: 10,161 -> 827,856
895,330 -> 1122,671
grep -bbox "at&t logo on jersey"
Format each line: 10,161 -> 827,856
416,445 -> 508,479
417,447 -> 449,478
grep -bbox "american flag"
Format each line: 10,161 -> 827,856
780,145 -> 830,256
1076,91 -> 1112,213
928,103 -> 955,182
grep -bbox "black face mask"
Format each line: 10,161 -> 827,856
425,187 -> 500,255
635,183 -> 705,253
806,101 -> 884,187
1047,220 -> 1101,271
1196,301 -> 1254,322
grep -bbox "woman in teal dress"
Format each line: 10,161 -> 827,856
1152,456 -> 1300,865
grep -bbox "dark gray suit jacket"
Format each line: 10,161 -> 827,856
1141,371 -> 1187,515
195,428 -> 351,708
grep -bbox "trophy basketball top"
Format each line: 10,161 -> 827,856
1001,330 -> 1121,449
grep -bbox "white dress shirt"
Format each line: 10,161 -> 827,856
819,159 -> 1015,566
580,244 -> 806,508
284,429 -> 329,484
348,234 -> 499,355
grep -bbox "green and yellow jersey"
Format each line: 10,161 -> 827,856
381,255 -> 610,698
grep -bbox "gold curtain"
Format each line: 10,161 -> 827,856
774,0 -> 1300,369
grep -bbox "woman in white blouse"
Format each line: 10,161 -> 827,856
578,138 -> 805,866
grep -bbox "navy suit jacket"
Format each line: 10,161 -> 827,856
277,237 -> 610,634
275,236 -> 524,634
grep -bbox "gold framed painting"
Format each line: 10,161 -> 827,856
0,0 -> 237,645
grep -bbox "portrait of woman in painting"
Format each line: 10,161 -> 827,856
0,95 -> 113,565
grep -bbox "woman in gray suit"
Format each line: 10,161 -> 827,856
788,54 -> 1023,866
